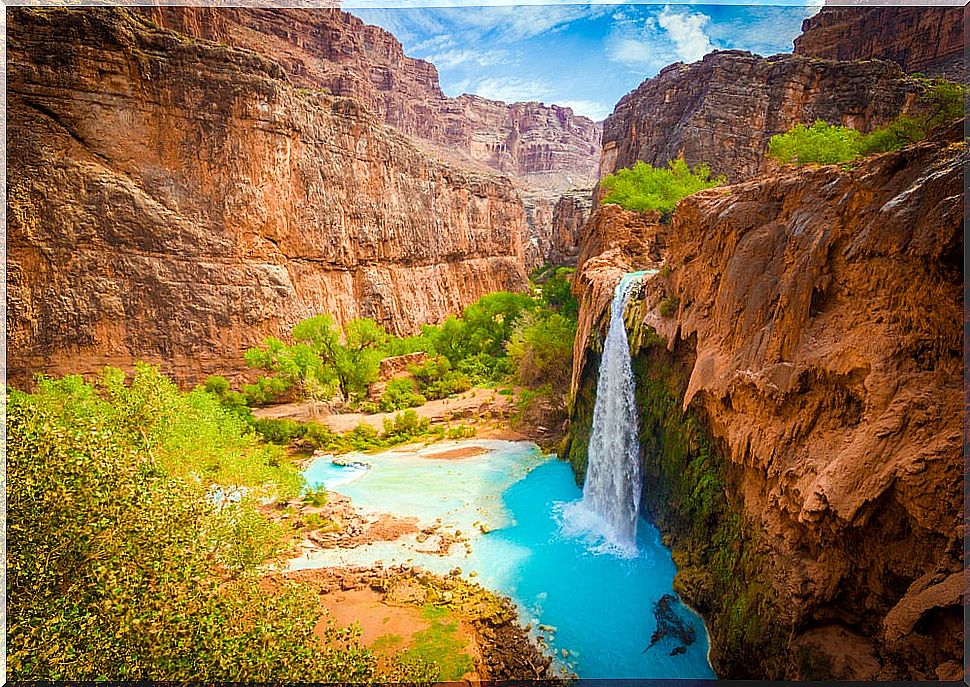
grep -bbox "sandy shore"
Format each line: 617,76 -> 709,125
253,387 -> 512,433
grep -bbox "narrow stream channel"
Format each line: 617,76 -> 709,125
295,440 -> 716,679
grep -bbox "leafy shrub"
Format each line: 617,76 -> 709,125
6,367 -> 379,682
380,378 -> 426,412
767,119 -> 863,165
659,296 -> 680,318
356,400 -> 381,414
347,422 -> 384,450
445,424 -> 476,440
302,485 -> 328,508
409,356 -> 471,400
769,80 -> 966,166
304,421 -> 339,449
507,311 -> 577,393
204,374 -> 231,396
254,418 -> 307,445
382,409 -> 431,442
600,158 -> 725,217
539,268 -> 579,318
243,374 -> 292,406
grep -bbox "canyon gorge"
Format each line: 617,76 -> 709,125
6,2 -> 965,683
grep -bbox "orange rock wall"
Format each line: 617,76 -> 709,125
571,130 -> 964,679
7,8 -> 528,387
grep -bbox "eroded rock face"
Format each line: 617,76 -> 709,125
7,7 -> 528,387
141,7 -> 602,261
569,130 -> 964,678
569,204 -> 666,401
548,188 -> 594,266
794,6 -> 965,82
601,51 -> 924,182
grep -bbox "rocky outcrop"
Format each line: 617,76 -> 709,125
794,6 -> 965,82
568,204 -> 666,402
548,188 -> 594,266
601,51 -> 925,182
6,7 -> 529,388
141,7 -> 602,262
566,129 -> 963,679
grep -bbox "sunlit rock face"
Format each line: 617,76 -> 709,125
6,7 -> 529,387
570,126 -> 964,680
140,7 -> 603,265
794,5 -> 965,82
601,50 -> 925,183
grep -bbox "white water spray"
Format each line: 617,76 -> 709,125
562,272 -> 646,555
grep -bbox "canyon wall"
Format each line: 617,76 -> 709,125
140,7 -> 602,261
794,5 -> 965,82
7,7 -> 529,388
548,188 -> 594,266
566,128 -> 964,679
601,51 -> 924,182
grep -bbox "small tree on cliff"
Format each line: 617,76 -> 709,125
599,158 -> 725,219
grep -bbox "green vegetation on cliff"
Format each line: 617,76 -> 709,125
599,158 -> 725,218
562,326 -> 792,678
5,365 -> 391,681
767,78 -> 965,166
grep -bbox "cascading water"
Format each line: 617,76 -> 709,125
562,271 -> 646,555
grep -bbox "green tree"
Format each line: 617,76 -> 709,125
6,369 -> 377,681
766,120 -> 863,165
599,158 -> 725,217
507,311 -> 577,393
333,318 -> 388,401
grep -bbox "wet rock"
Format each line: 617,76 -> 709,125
645,594 -> 697,657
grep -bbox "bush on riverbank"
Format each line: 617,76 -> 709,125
6,365 -> 396,682
254,410 -> 440,454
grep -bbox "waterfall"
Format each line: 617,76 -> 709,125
560,271 -> 646,556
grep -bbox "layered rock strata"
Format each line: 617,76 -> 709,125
140,7 -> 602,262
7,7 -> 529,387
794,5 -> 966,82
601,51 -> 925,182
548,188 -> 594,266
142,7 -> 601,187
567,129 -> 964,679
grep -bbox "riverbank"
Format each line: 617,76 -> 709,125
253,387 -> 512,432
289,439 -> 716,679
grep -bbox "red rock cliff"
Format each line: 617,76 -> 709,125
601,51 -> 924,182
794,5 -> 965,82
141,7 -> 602,262
569,129 -> 964,679
6,7 -> 529,387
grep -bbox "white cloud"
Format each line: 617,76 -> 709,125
423,48 -> 510,68
438,4 -> 609,41
656,6 -> 716,63
468,76 -> 549,102
556,99 -> 613,121
607,36 -> 656,67
410,34 -> 455,53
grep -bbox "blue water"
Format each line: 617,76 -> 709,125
296,440 -> 716,680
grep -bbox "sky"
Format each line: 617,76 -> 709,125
348,2 -> 823,121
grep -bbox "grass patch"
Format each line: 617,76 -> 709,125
394,605 -> 474,682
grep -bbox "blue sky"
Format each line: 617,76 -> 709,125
348,3 -> 822,121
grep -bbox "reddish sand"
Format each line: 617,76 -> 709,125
420,446 -> 488,460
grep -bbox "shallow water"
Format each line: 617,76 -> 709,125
296,439 -> 716,679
